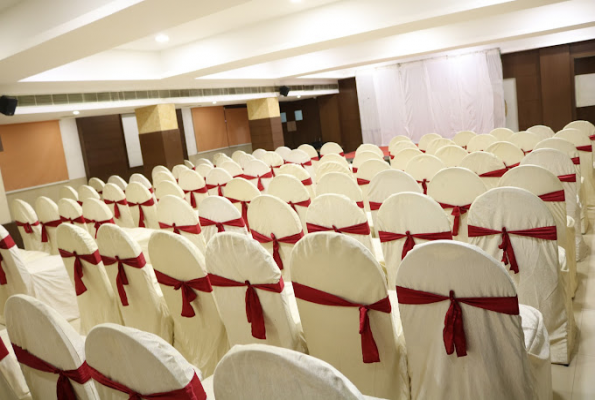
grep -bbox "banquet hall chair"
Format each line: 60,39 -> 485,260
486,141 -> 524,169
240,160 -> 273,192
298,144 -> 320,170
157,195 -> 207,254
459,151 -> 507,189
528,125 -> 555,140
198,196 -> 248,244
426,138 -> 455,155
453,130 -> 476,149
231,149 -> 247,165
390,148 -> 422,170
129,173 -> 154,195
34,196 -> 61,255
259,151 -> 285,177
82,198 -> 115,239
125,182 -> 158,229
196,164 -> 214,179
195,157 -> 214,167
267,175 -> 311,233
179,169 -> 209,210
184,159 -> 195,170
388,140 -> 417,161
152,171 -> 176,190
103,183 -> 135,228
172,164 -> 191,182
403,154 -> 445,195
77,185 -> 100,206
489,127 -> 515,141
320,142 -> 344,158
152,165 -> 174,181
355,143 -> 384,158
107,175 -> 127,191
252,148 -> 267,160
418,133 -> 441,153
275,146 -> 292,161
319,153 -> 350,170
317,172 -> 364,209
434,145 -> 468,167
220,160 -> 244,178
59,185 -> 80,205
466,133 -> 497,152
88,177 -> 105,199
355,159 -> 390,211
154,179 -> 185,201
565,120 -> 595,141
276,163 -> 315,199
285,149 -> 315,178
58,198 -> 89,234
11,200 -> 44,253
509,131 -> 541,155
388,135 -> 412,148
214,153 -> 233,167
223,178 -> 261,230
0,331 -> 30,400
316,161 -> 351,184
555,128 -> 595,208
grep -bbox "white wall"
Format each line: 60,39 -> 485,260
59,118 -> 86,180
181,107 -> 198,156
121,114 -> 144,168
503,78 -> 519,132
576,73 -> 595,108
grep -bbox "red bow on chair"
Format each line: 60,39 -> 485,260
40,219 -> 62,242
104,199 -> 128,219
285,160 -> 312,168
226,197 -> 250,230
60,215 -> 87,225
58,249 -> 102,295
369,201 -> 383,211
158,222 -> 201,235
293,282 -> 391,363
505,162 -> 520,170
416,179 -> 429,195
251,230 -> 304,270
479,168 -> 507,178
306,221 -> 370,236
87,218 -> 115,238
183,187 -> 208,208
379,230 -> 453,259
128,198 -> 155,228
205,182 -> 227,196
438,203 -> 471,236
101,253 -> 147,306
16,220 -> 40,234
287,199 -> 311,212
154,270 -> 212,318
0,235 -> 16,285
209,274 -> 284,340
239,172 -> 273,191
468,225 -> 557,274
396,286 -> 519,357
199,216 -> 245,233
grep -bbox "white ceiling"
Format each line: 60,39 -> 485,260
1,0 -> 594,124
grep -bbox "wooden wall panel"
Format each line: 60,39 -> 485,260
0,121 -> 69,191
279,98 -> 321,148
337,78 -> 363,153
318,94 -> 342,145
192,106 -> 228,152
539,45 -> 573,131
225,107 -> 251,146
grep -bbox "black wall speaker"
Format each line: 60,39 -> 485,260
0,96 -> 17,116
279,86 -> 290,97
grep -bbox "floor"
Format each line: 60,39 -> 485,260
553,210 -> 595,400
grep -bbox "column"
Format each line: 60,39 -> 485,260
246,98 -> 284,151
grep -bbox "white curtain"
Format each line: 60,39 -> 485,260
356,49 -> 505,145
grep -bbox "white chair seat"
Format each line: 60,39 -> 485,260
520,305 -> 552,400
19,250 -> 49,264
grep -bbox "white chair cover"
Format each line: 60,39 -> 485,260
317,172 -> 364,209
220,161 -> 244,178
404,154 -> 446,195
58,198 -> 89,234
231,150 -> 247,165
198,196 -> 249,244
564,120 -> 595,139
171,164 -> 191,181
275,146 -> 292,161
486,141 -> 524,169
34,197 -> 61,255
59,186 -> 79,203
528,125 -> 555,140
290,232 -> 409,400
129,173 -> 154,196
195,157 -> 214,167
103,183 -> 135,228
152,165 -> 173,180
0,330 -> 31,400
242,160 -> 272,192
453,130 -> 476,149
390,148 -> 422,170
96,224 -> 173,342
427,167 -> 487,242
106,176 -> 127,191
510,131 -> 540,154
356,159 -> 390,211
213,344 -> 377,400
315,162 -> 351,183
352,151 -> 383,173
426,138 -> 455,155
82,199 -> 115,239
85,323 -> 207,399
148,231 -> 228,376
388,135 -> 412,148
489,127 -> 515,141
320,153 -> 350,170
265,175 -> 311,233
258,152 -> 284,176
195,164 -> 214,179
555,128 -> 595,208
388,141 -> 417,161
152,171 -> 176,189
397,241 -> 551,400
247,195 -> 303,282
285,149 -> 315,177
214,154 -> 233,167
320,142 -> 344,158
179,169 -> 209,210
88,178 -> 105,199
125,182 -> 159,229
184,160 -> 195,170
467,187 -> 575,364
12,200 -> 44,253
204,232 -> 306,351
434,145 -> 468,167
252,148 -> 267,159
297,144 -> 320,170
154,180 -> 185,201
355,144 -> 384,158
223,178 -> 260,230
5,295 -> 98,399
156,195 -> 207,254
418,133 -> 441,152
459,151 -> 507,189
466,134 -> 497,152
56,224 -> 122,335
77,185 -> 100,206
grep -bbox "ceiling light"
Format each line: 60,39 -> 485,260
155,34 -> 169,43
212,101 -> 217,104
297,95 -> 301,98
72,110 -> 80,115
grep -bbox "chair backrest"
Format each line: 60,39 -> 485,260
267,175 -> 311,232
297,144 -> 319,163
85,323 -> 205,399
285,149 -> 315,177
355,143 -> 384,158
252,148 -> 267,159
179,169 -> 208,209
148,231 -> 228,376
564,120 -> 595,138
58,198 -> 89,233
388,135 -> 412,148
316,173 -> 364,209
129,173 -> 153,194
205,232 -> 304,351
156,195 -> 207,254
355,159 -> 390,211
418,133 -> 441,152
223,178 -> 261,230
247,195 -> 303,281
319,153 -> 350,169
485,141 -> 524,169
171,164 -> 191,181
459,151 -> 507,189
151,165 -> 173,181
377,192 -> 453,288
153,171 -> 176,189
184,160 -> 195,170
125,182 -> 158,229
231,150 -> 247,165
276,163 -> 314,198
82,198 -> 115,238
466,134 -> 497,152
367,169 -> 421,229
554,128 -> 595,202
107,175 -> 127,191
213,343 -> 367,400
388,140 -> 417,160
320,142 -> 344,157
5,295 -> 99,399
453,130 -> 476,148
0,226 -> 34,311
426,138 -> 455,155
290,232 -> 409,400
435,145 -> 468,167
56,224 -> 121,335
275,146 -> 292,160
306,194 -> 373,254
489,127 -> 514,141
195,157 -> 214,167
155,180 -> 185,201
404,154 -> 446,195
0,331 -> 30,400
242,160 -> 272,192
214,153 -> 233,167
11,200 -> 43,252
96,224 -> 173,342
528,125 -> 555,140
195,164 -> 214,179
220,161 -> 244,178
315,162 -> 351,183
102,183 -> 135,228
77,185 -> 100,206
427,167 -> 487,242
258,151 -> 286,172
390,147 -> 422,170
509,131 -> 540,154
352,151 -> 382,173
88,178 -> 105,198
198,196 -> 248,244
534,137 -> 581,177
59,186 -> 79,203
397,241 -> 535,400
34,196 -> 61,255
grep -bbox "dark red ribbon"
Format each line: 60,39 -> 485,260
205,183 -> 227,196
87,218 -> 115,238
238,172 -> 273,191
468,225 -> 557,274
158,222 -> 201,235
478,168 -> 508,178
379,230 -> 453,259
306,221 -> 370,236
208,274 -> 284,340
58,249 -> 102,296
0,235 -> 16,285
571,157 -> 580,165
558,173 -> 576,182
0,337 -> 8,361
60,216 -> 87,225
369,201 -> 382,211
286,160 -> 312,168
356,177 -> 370,186
416,179 -> 429,195
396,286 -> 519,357
539,190 -> 565,202
251,230 -> 304,270
301,177 -> 313,186
287,199 -> 311,212
505,162 -> 520,170
41,219 -> 62,242
576,145 -> 592,152
183,187 -> 208,208
104,199 -> 128,219
16,220 -> 39,234
199,216 -> 245,233
438,203 -> 471,236
154,270 -> 212,318
128,198 -> 155,228
292,281 -> 391,363
522,149 -> 532,155
352,167 -> 359,174
101,253 -> 147,306
311,156 -> 320,161
226,197 -> 250,230
12,344 -> 92,400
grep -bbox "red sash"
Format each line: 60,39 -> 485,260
287,199 -> 311,212
0,337 -> 8,361
90,367 -> 206,400
286,160 -> 312,168
321,152 -> 344,157
13,344 -> 92,400
301,177 -> 313,186
558,173 -> 576,182
101,253 -> 147,306
87,218 -> 115,238
251,230 -> 304,270
369,201 -> 382,211
522,149 -> 532,155
352,167 -> 359,174
396,286 -> 519,357
158,222 -> 201,235
128,198 -> 155,228
306,221 -> 370,236
576,145 -> 592,152
16,220 -> 39,234
104,199 -> 128,219
293,281 -> 391,363
208,274 -> 284,340
467,225 -> 557,273
0,235 -> 16,285
226,197 -> 250,230
538,190 -> 565,202
41,219 -> 62,242
199,216 -> 245,233
356,178 -> 370,186
58,249 -> 102,296
571,157 -> 580,165
479,168 -> 507,178
183,187 -> 208,208
379,230 -> 453,259
505,162 -> 520,170
416,179 -> 429,195
239,172 -> 273,191
205,182 -> 227,196
311,156 -> 320,161
438,203 -> 471,236
154,270 -> 212,318
60,215 -> 86,225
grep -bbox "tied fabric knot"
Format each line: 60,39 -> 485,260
104,199 -> 128,219
199,216 -> 245,233
498,227 -> 516,273
239,172 -> 273,191
128,198 -> 155,228
378,229 -> 453,259
12,344 -> 92,400
416,179 -> 429,195
205,182 -> 227,196
40,219 -> 62,242
183,187 -> 208,208
154,270 -> 212,318
306,221 -> 371,236
16,220 -> 40,234
251,230 -> 304,270
396,286 -> 520,358
58,249 -> 101,296
158,222 -> 201,235
226,197 -> 250,230
101,253 -> 147,306
60,215 -> 85,224
287,199 -> 311,212
438,203 -> 471,236
90,218 -> 115,238
0,235 -> 16,285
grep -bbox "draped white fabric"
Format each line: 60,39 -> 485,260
356,49 -> 505,145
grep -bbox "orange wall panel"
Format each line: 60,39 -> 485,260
191,106 -> 229,152
0,121 -> 68,191
225,107 -> 251,146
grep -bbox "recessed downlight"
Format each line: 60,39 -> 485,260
212,101 -> 217,105
72,110 -> 80,115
